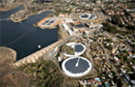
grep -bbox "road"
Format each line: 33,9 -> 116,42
61,19 -> 75,36
82,38 -> 94,65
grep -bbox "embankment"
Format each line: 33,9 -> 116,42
13,40 -> 62,67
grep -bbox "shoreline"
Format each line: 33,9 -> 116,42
10,9 -> 50,23
0,4 -> 20,12
0,4 -> 62,65
9,10 -> 28,22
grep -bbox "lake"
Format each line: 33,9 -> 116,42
0,5 -> 58,60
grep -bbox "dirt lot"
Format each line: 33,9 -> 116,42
0,47 -> 32,87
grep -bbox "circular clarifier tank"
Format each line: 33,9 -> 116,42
61,57 -> 92,77
74,44 -> 84,52
81,14 -> 89,18
79,13 -> 97,20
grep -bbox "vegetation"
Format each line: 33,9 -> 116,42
81,52 -> 87,58
21,60 -> 64,87
55,12 -> 60,16
126,23 -> 135,31
117,79 -> 123,87
102,22 -> 118,33
111,15 -> 135,31
102,22 -> 132,34
108,44 -> 113,50
69,3 -> 77,7
68,8 -> 73,14
26,69 -> 34,73
106,39 -> 112,43
111,15 -> 121,25
62,44 -> 74,55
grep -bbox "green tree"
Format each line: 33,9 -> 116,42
117,79 -> 123,86
68,8 -> 73,14
106,39 -> 112,43
108,44 -> 113,50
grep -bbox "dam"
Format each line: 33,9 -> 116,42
13,40 -> 62,67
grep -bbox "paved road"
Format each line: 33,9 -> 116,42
82,38 -> 94,65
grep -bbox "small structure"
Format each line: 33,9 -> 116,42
96,0 -> 101,4
83,78 -> 102,86
59,13 -> 67,17
114,56 -> 120,62
85,22 -> 103,29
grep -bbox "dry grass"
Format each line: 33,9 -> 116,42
62,44 -> 74,55
0,47 -> 16,64
0,60 -> 31,87
65,80 -> 79,87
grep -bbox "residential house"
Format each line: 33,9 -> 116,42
114,56 -> 120,63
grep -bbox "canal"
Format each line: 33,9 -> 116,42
0,5 -> 58,60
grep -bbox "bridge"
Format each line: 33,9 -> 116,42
0,18 -> 10,21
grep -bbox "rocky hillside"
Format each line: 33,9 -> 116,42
0,47 -> 32,87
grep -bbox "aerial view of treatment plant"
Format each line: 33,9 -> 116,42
0,0 -> 135,87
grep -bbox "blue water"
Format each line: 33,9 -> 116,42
105,83 -> 109,87
95,78 -> 100,81
0,5 -> 58,60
